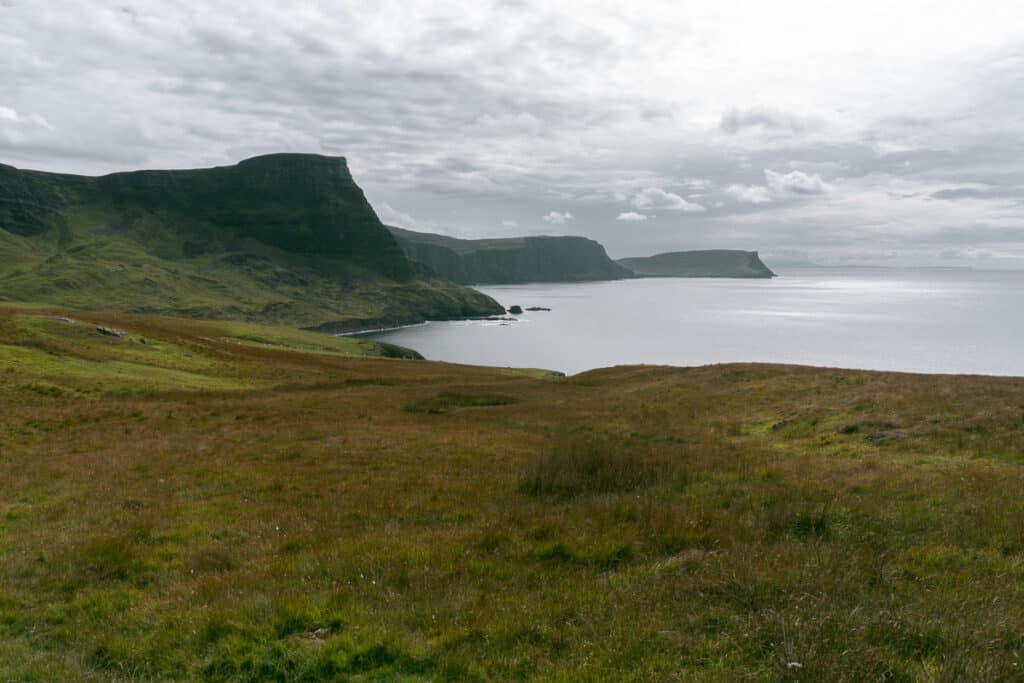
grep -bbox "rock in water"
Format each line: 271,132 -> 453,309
508,305 -> 523,315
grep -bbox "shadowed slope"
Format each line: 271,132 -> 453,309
0,154 -> 503,329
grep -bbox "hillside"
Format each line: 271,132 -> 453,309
0,154 -> 503,331
618,249 -> 776,278
388,225 -> 633,284
3,305 -> 1024,679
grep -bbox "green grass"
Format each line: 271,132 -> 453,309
0,307 -> 420,395
0,232 -> 493,328
3,310 -> 1024,679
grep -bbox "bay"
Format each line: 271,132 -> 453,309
366,268 -> 1024,376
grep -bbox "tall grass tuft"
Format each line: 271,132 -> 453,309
519,433 -> 687,498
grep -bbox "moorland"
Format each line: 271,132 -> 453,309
2,305 -> 1024,681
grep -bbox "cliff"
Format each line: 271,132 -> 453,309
388,226 -> 633,284
617,250 -> 776,278
0,154 -> 503,329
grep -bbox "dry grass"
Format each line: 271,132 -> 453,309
2,308 -> 1024,680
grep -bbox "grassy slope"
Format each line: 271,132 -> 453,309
0,232 -> 500,329
0,157 -> 503,330
2,310 -> 1024,680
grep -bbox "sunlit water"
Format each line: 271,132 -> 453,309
365,268 -> 1024,376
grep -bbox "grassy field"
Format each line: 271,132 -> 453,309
2,306 -> 1024,680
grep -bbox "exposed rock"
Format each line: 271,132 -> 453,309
96,326 -> 126,338
508,305 -> 523,315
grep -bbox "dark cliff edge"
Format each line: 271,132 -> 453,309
617,250 -> 776,279
0,154 -> 504,330
388,226 -> 633,284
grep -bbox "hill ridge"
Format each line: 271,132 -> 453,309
0,154 -> 503,330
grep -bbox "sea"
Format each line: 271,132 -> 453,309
365,267 -> 1024,377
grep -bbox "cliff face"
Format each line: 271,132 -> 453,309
617,250 -> 776,279
388,226 -> 633,284
0,154 -> 503,328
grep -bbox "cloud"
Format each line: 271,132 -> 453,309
931,188 -> 986,200
2,2 -> 1024,267
501,219 -> 519,227
720,107 -> 823,135
0,105 -> 52,130
632,187 -> 705,212
928,186 -> 1020,201
726,184 -> 773,204
616,212 -> 648,221
376,202 -> 422,230
542,211 -> 573,225
764,169 -> 831,195
682,178 -> 713,191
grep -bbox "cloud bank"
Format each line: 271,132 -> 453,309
2,1 -> 1024,265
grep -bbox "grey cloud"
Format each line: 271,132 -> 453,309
542,211 -> 573,225
906,225 -> 1024,245
616,212 -> 648,221
720,106 -> 823,135
726,185 -> 773,204
764,169 -> 831,195
931,188 -> 992,200
632,187 -> 704,212
929,186 -> 1024,201
2,2 -> 1024,267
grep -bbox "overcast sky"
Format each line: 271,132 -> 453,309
3,1 -> 1024,266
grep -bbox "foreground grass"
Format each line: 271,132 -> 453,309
2,309 -> 1024,680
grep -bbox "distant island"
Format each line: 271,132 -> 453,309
387,226 -> 632,284
0,153 -> 503,332
618,250 -> 776,278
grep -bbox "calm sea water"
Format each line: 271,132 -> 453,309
367,268 -> 1024,376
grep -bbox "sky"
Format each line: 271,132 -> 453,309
3,1 -> 1024,266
